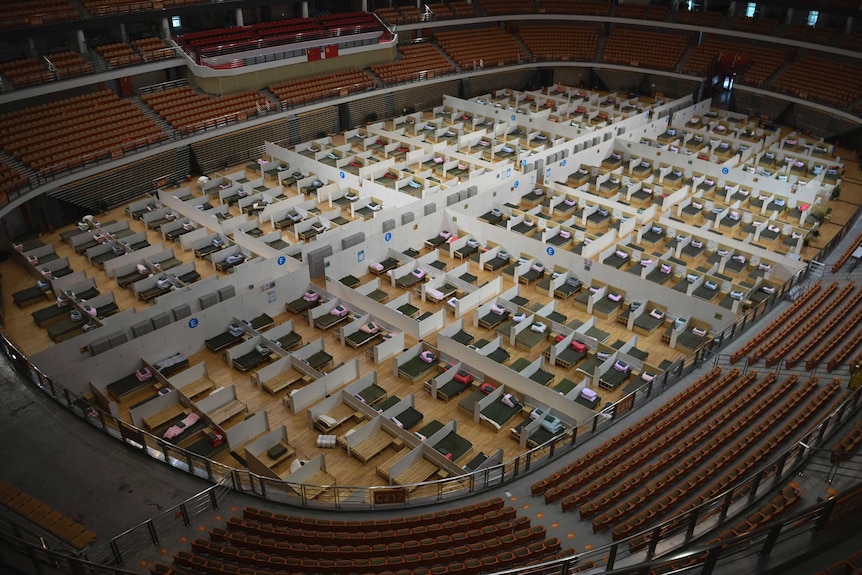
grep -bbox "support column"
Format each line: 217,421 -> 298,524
76,29 -> 87,54
162,17 -> 170,38
361,0 -> 367,12
120,23 -> 128,43
846,17 -> 853,34
302,1 -> 309,18
728,2 -> 736,18
28,37 -> 37,58
235,8 -> 244,27
785,8 -> 794,24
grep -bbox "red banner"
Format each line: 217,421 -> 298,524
306,47 -> 321,61
323,45 -> 338,59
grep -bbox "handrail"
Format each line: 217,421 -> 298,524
1,231 -> 860,569
0,10 -> 859,204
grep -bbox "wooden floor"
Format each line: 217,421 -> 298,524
2,112 -> 860,492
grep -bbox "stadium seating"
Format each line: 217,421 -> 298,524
603,28 -> 686,71
0,89 -> 165,174
519,25 -> 598,62
141,86 -> 270,134
772,53 -> 862,109
269,70 -> 375,107
1,0 -> 79,30
435,28 -> 526,69
682,36 -> 786,87
372,43 -> 455,85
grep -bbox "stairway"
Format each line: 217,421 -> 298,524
258,88 -> 284,113
66,0 -> 91,19
131,97 -> 175,136
433,40 -> 461,73
0,150 -> 35,181
761,52 -> 798,90
593,35 -> 607,63
808,260 -> 826,281
676,43 -> 698,75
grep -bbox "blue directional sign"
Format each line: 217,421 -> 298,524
561,159 -> 567,167
547,246 -> 555,256
514,181 -> 519,189
511,115 -> 516,121
385,232 -> 392,242
188,318 -> 199,329
340,171 -> 345,179
277,255 -> 286,265
722,167 -> 729,174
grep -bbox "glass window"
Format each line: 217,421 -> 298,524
745,2 -> 756,18
807,10 -> 819,26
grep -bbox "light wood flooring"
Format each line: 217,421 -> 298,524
2,135 -> 860,492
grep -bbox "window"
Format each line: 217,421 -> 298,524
171,15 -> 181,28
807,10 -> 819,26
745,2 -> 756,18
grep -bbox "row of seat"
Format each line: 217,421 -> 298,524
0,162 -> 28,197
831,229 -> 862,273
96,42 -> 143,69
233,509 -> 517,544
576,371 -> 765,522
613,377 -> 837,542
531,365 -> 725,499
0,49 -> 95,87
682,36 -> 786,88
644,382 -> 847,552
789,289 -> 862,369
580,375 -> 775,533
730,281 -> 825,363
649,484 -> 802,574
519,25 -> 598,62
729,15 -> 779,34
0,480 -> 96,549
550,373 -> 751,511
372,44 -> 455,85
0,89 -> 165,173
211,517 -> 539,558
269,70 -> 375,108
773,54 -> 862,108
604,28 -> 687,71
785,23 -> 839,46
1,0 -> 79,29
82,0 -> 208,17
158,541 -> 571,575
549,0 -> 610,16
831,419 -> 862,463
755,282 -> 855,366
435,28 -> 526,69
676,8 -> 723,27
827,326 -> 862,372
0,88 -> 118,136
616,4 -> 668,21
141,86 -> 269,133
479,0 -> 536,16
812,549 -> 862,575
243,496 -> 504,532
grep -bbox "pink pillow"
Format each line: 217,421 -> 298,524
330,305 -> 348,316
359,322 -> 379,334
420,350 -> 436,363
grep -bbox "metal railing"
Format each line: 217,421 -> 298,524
1,244 -> 859,567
